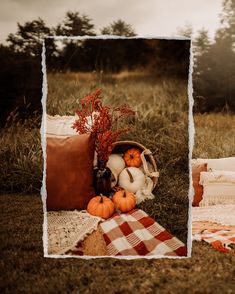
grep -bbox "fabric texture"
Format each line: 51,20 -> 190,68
47,210 -> 101,255
67,227 -> 108,256
192,221 -> 235,235
191,157 -> 235,172
99,209 -> 187,256
46,133 -> 96,210
46,115 -> 78,138
199,171 -> 235,207
193,229 -> 235,253
192,204 -> 235,226
200,170 -> 235,185
199,184 -> 235,206
192,205 -> 235,253
192,163 -> 207,206
135,176 -> 155,204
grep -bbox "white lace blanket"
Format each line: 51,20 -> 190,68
47,210 -> 101,255
192,204 -> 235,226
200,170 -> 235,185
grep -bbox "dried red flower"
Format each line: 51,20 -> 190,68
72,89 -> 135,161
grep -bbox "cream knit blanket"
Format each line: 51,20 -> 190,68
192,204 -> 235,226
47,210 -> 101,255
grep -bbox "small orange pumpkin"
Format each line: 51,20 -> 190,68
87,195 -> 114,219
112,190 -> 136,213
124,148 -> 142,167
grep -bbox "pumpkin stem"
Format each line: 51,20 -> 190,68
100,195 -> 103,203
126,168 -> 134,183
123,191 -> 126,197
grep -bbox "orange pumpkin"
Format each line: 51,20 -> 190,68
124,148 -> 142,167
87,195 -> 114,219
112,190 -> 136,213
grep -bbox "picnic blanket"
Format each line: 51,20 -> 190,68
193,229 -> 235,253
47,210 -> 101,255
192,205 -> 235,226
99,209 -> 187,256
192,205 -> 235,253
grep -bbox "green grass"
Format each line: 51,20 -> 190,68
0,114 -> 42,194
1,72 -> 235,293
193,113 -> 235,158
1,194 -> 235,294
1,71 -> 190,243
47,72 -> 190,243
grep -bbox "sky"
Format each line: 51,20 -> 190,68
0,0 -> 223,44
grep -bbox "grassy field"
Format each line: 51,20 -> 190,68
1,72 -> 235,293
1,194 -> 235,294
193,113 -> 235,158
1,72 -> 190,243
47,72 -> 190,243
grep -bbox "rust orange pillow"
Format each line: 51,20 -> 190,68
46,133 -> 95,210
192,163 -> 207,206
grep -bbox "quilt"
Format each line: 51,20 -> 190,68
193,229 -> 235,253
99,209 -> 187,256
192,205 -> 235,253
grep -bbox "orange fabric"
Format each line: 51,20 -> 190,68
211,241 -> 230,253
46,134 -> 95,210
192,163 -> 207,206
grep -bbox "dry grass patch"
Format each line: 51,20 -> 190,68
193,113 -> 235,158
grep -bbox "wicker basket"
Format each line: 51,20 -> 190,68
112,140 -> 159,189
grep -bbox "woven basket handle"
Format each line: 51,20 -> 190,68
141,149 -> 159,178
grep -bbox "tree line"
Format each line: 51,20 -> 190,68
0,0 -> 234,126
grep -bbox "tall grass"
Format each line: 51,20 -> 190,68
2,72 -> 234,241
1,71 -> 190,242
47,72 -> 189,170
0,113 -> 42,193
193,113 -> 235,158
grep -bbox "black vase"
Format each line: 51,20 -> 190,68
93,159 -> 112,196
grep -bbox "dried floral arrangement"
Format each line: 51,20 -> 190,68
72,89 -> 135,162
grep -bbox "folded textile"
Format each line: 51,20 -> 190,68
135,176 -> 155,204
192,205 -> 235,226
193,229 -> 235,253
192,221 -> 235,235
99,209 -> 187,256
200,170 -> 235,185
46,114 -> 77,137
47,210 -> 101,255
67,227 -> 108,256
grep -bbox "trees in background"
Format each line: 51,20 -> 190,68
101,19 -> 136,36
176,22 -> 193,38
55,11 -> 95,36
7,18 -> 56,58
193,0 -> 235,112
1,1 -> 235,126
53,12 -> 96,71
1,13 -> 139,126
177,0 -> 235,112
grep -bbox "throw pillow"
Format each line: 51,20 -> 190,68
192,163 -> 207,206
46,133 -> 96,210
192,157 -> 235,172
199,170 -> 235,206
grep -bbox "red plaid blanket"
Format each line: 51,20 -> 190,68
99,209 -> 187,256
196,229 -> 235,253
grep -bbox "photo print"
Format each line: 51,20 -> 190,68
41,36 -> 193,258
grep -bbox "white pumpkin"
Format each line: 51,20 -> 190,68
107,154 -> 125,187
118,167 -> 145,193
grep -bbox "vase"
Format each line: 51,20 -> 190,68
93,159 -> 112,196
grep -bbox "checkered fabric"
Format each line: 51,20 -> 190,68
197,229 -> 235,253
99,209 -> 187,256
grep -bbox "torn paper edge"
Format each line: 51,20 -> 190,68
187,39 -> 194,258
41,40 -> 48,256
41,35 -> 193,259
